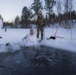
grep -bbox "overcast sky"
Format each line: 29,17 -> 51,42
0,0 -> 33,22
0,0 -> 76,22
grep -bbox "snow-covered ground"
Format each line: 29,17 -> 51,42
0,26 -> 76,53
43,27 -> 76,52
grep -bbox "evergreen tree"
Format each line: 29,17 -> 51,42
44,0 -> 56,25
0,15 -> 2,19
64,0 -> 73,28
0,15 -> 3,21
21,6 -> 32,28
44,0 -> 56,14
31,0 -> 43,15
15,16 -> 19,28
56,0 -> 62,25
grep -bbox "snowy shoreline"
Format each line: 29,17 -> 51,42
0,41 -> 76,53
0,27 -> 76,53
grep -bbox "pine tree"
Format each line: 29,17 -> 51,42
31,0 -> 43,15
15,16 -> 19,28
56,0 -> 62,25
44,0 -> 56,25
44,0 -> 56,14
64,0 -> 73,28
21,6 -> 32,28
0,15 -> 3,21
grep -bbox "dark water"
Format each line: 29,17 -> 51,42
0,46 -> 76,75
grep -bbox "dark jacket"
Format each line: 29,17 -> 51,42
36,17 -> 45,28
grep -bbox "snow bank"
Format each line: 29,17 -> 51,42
0,29 -> 39,52
41,38 -> 76,52
21,34 -> 39,47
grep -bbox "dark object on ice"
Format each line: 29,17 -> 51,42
5,27 -> 7,32
6,43 -> 10,46
46,27 -> 58,40
50,36 -> 56,39
47,36 -> 56,40
0,37 -> 2,39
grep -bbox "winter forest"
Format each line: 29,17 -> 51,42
0,0 -> 76,75
0,0 -> 75,28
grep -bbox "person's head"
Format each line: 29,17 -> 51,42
30,29 -> 34,35
38,14 -> 42,19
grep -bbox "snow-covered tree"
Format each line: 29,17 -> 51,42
44,0 -> 56,14
0,15 -> 2,19
56,0 -> 62,25
63,0 -> 73,28
44,0 -> 56,25
31,0 -> 43,15
22,6 -> 33,20
68,0 -> 73,22
0,15 -> 3,21
21,6 -> 33,28
68,0 -> 73,39
0,15 -> 3,30
15,16 -> 19,28
22,7 -> 29,20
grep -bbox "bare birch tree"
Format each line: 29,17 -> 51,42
56,0 -> 62,25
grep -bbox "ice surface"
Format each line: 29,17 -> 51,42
0,26 -> 76,52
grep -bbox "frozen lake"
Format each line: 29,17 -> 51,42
0,46 -> 76,75
0,28 -> 76,52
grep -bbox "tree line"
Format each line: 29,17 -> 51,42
1,0 -> 76,28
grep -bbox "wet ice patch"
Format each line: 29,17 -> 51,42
0,43 -> 21,53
